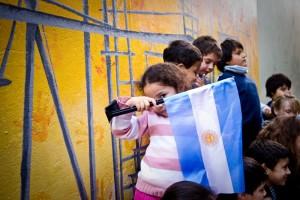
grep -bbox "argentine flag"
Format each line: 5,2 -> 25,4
164,78 -> 244,194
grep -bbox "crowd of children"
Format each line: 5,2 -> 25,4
107,35 -> 300,200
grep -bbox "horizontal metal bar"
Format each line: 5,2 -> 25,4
144,50 -> 163,57
0,3 -> 193,44
121,151 -> 146,162
41,0 -> 110,26
133,144 -> 148,151
119,80 -> 139,85
127,172 -> 138,177
185,27 -> 198,35
100,50 -> 135,56
123,183 -> 135,190
121,154 -> 136,162
102,9 -> 198,21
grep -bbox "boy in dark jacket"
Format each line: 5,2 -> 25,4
217,39 -> 262,153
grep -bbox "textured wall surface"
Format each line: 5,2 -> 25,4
0,0 -> 259,199
257,0 -> 300,101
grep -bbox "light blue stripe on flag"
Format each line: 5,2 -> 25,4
213,79 -> 244,192
164,91 -> 209,185
165,78 -> 244,193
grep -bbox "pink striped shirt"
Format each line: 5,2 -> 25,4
111,97 -> 184,197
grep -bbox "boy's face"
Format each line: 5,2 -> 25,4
180,60 -> 202,87
199,53 -> 220,76
227,48 -> 247,67
251,182 -> 267,200
272,85 -> 291,100
266,158 -> 290,186
238,182 -> 266,200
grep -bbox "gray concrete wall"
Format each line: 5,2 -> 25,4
257,0 -> 300,102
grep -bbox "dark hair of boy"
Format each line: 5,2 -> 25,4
243,157 -> 267,195
247,139 -> 289,170
161,181 -> 216,200
217,39 -> 244,72
139,62 -> 190,93
193,35 -> 222,58
163,40 -> 202,68
265,73 -> 291,98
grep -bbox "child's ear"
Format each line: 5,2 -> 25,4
237,193 -> 247,200
176,63 -> 185,69
270,92 -> 275,99
262,163 -> 271,175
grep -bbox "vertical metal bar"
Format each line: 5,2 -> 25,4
123,0 -> 134,96
0,0 -> 22,86
123,3 -> 140,197
190,0 -> 194,37
83,0 -> 96,200
35,28 -> 88,200
25,0 -> 37,10
180,0 -> 186,35
102,0 -> 120,199
21,2 -> 37,200
0,21 -> 16,77
102,0 -> 113,101
21,23 -> 36,200
112,0 -> 124,199
41,25 -> 53,67
145,54 -> 148,69
112,0 -> 120,96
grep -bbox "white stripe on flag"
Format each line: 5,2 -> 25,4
188,86 -> 234,193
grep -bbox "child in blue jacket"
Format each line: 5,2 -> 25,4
217,39 -> 262,153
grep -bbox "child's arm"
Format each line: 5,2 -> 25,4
261,102 -> 272,119
110,96 -> 156,140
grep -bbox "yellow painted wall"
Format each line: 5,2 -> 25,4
0,0 -> 259,199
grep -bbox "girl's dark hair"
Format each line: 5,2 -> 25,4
265,73 -> 291,98
257,115 -> 300,158
161,181 -> 216,200
247,139 -> 289,170
217,39 -> 243,72
163,40 -> 202,69
139,62 -> 189,93
243,157 -> 267,195
193,35 -> 222,58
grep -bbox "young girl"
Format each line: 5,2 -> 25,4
111,62 -> 190,199
272,95 -> 300,117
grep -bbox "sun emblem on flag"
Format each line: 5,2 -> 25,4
201,130 -> 219,146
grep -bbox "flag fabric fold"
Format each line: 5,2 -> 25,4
164,78 -> 244,194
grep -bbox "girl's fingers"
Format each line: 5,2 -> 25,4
144,99 -> 150,109
139,101 -> 145,111
150,98 -> 157,106
126,96 -> 157,112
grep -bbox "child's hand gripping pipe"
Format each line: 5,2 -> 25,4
105,98 -> 164,122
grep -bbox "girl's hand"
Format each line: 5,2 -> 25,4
125,96 -> 157,112
263,105 -> 272,118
